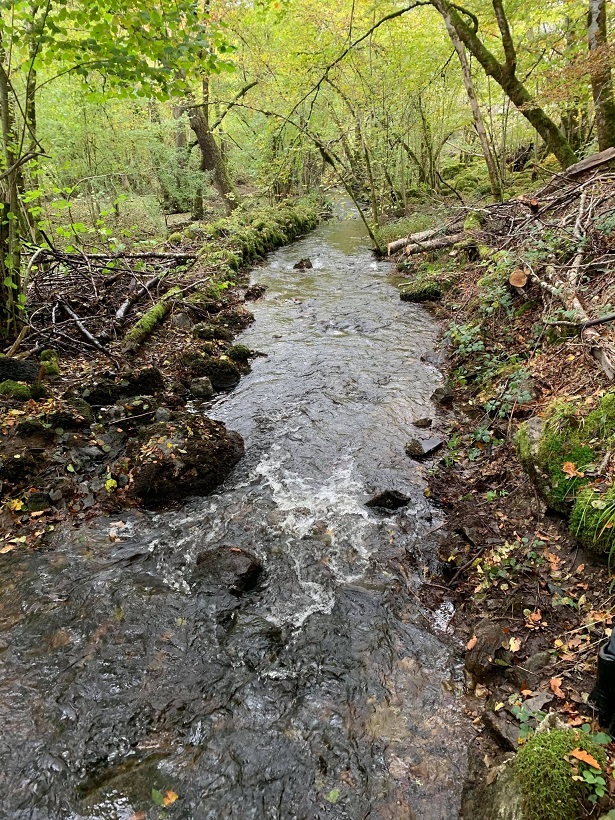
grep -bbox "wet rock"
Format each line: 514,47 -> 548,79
190,377 -> 214,400
0,357 -> 39,383
170,311 -> 193,330
187,355 -> 241,391
244,284 -> 267,301
365,490 -> 410,510
223,613 -> 283,670
461,746 -> 523,820
293,257 -> 313,270
431,384 -> 454,406
412,417 -> 433,429
130,416 -> 244,506
194,546 -> 263,595
405,437 -> 443,460
154,407 -> 172,422
482,710 -> 520,751
465,618 -> 506,690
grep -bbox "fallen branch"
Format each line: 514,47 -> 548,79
116,272 -> 166,321
59,302 -> 117,360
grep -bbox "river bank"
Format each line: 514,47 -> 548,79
383,163 -> 615,817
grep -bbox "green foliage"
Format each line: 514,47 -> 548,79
449,322 -> 485,356
570,484 -> 615,561
514,728 -> 607,820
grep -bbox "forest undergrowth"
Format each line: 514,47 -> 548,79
386,158 -> 615,815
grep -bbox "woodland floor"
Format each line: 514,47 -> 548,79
386,175 -> 615,811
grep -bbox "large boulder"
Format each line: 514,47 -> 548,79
129,416 -> 244,506
192,546 -> 263,595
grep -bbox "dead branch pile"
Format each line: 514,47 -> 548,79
21,246 -> 197,358
388,148 -> 615,379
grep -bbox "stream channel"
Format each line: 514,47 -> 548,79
0,205 -> 470,819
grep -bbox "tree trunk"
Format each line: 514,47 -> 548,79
188,77 -> 239,215
588,0 -> 615,151
435,0 -> 503,200
437,0 -> 578,169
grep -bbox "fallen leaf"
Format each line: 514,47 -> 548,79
562,462 -> 584,478
550,676 -> 566,698
570,748 -> 601,770
0,543 -> 16,554
509,637 -> 522,652
466,635 -> 478,650
163,790 -> 178,806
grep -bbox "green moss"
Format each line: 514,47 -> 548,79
40,349 -> 60,377
0,380 -> 31,401
517,392 -> 615,513
167,231 -> 183,244
515,728 -> 606,820
463,211 -> 484,232
226,344 -> 251,362
123,286 -> 181,351
570,484 -> 615,560
400,282 -> 442,302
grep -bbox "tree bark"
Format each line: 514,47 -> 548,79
588,0 -> 615,151
435,0 -> 503,200
187,77 -> 239,215
435,0 -> 578,169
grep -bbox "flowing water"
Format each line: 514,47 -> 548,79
0,208 -> 469,819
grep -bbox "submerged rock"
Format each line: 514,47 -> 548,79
365,490 -> 410,510
405,437 -> 443,460
293,257 -> 313,270
193,546 -> 263,596
129,416 -> 244,506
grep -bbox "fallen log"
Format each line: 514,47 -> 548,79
538,147 -> 615,196
387,228 -> 442,255
403,232 -> 466,255
122,286 -> 182,353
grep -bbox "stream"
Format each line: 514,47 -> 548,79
0,207 -> 470,819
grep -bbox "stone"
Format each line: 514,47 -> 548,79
0,357 -> 39,384
431,384 -> 454,405
412,417 -> 433,429
244,284 -> 267,301
193,546 -> 263,595
405,437 -> 444,460
524,651 -> 554,674
129,415 -> 244,507
293,258 -> 312,270
26,491 -> 52,512
365,490 -> 410,510
154,407 -> 172,422
188,356 -> 241,391
190,377 -> 215,400
465,618 -> 506,690
122,366 -> 164,396
170,312 -> 193,330
482,710 -> 520,751
192,322 -> 234,342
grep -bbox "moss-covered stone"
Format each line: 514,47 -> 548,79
464,211 -> 485,232
192,322 -> 233,342
570,484 -> 615,559
514,728 -> 606,820
517,391 -> 615,514
0,380 -> 31,401
226,344 -> 252,363
400,282 -> 442,302
40,349 -> 60,377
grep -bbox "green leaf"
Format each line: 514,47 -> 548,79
152,788 -> 165,806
